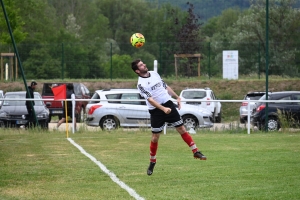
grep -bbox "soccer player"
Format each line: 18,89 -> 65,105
131,59 -> 207,176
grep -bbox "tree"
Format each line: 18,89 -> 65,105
175,2 -> 203,53
201,8 -> 243,76
141,3 -> 186,76
23,47 -> 61,79
66,14 -> 81,38
0,0 -> 27,44
170,2 -> 204,77
103,54 -> 135,79
95,0 -> 149,49
229,0 -> 300,76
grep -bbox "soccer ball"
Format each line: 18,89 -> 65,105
130,33 -> 145,48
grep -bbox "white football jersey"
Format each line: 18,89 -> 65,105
137,71 -> 171,110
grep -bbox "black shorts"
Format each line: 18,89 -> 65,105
148,100 -> 183,133
62,107 -> 73,118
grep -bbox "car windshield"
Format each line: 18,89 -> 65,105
182,91 -> 206,99
3,93 -> 44,106
90,92 -> 100,104
247,95 -> 264,100
259,94 -> 272,101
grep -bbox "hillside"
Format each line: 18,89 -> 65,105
0,79 -> 299,122
147,0 -> 300,21
147,0 -> 251,21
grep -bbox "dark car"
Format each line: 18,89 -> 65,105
239,91 -> 266,123
0,91 -> 50,128
42,83 -> 91,122
251,91 -> 300,131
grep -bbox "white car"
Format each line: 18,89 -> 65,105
179,87 -> 222,123
239,91 -> 265,123
85,89 -> 213,130
0,90 -> 3,105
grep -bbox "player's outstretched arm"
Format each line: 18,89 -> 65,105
166,86 -> 181,110
148,97 -> 171,114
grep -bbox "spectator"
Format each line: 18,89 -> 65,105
57,83 -> 76,130
25,81 -> 37,127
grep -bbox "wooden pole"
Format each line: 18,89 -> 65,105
198,56 -> 200,77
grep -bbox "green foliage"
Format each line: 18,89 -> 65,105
103,54 -> 135,79
132,49 -> 156,70
23,47 -> 61,79
1,0 -> 300,79
14,0 -> 58,43
218,92 -> 233,100
0,0 -> 27,44
146,0 -> 251,21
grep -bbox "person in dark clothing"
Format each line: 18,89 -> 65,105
25,81 -> 37,126
57,83 -> 76,130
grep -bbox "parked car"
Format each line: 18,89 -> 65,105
179,87 -> 222,122
251,91 -> 300,131
239,91 -> 266,123
85,89 -> 213,131
0,91 -> 50,128
42,82 -> 91,122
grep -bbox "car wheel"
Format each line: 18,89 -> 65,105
262,117 -> 279,131
76,107 -> 85,123
40,120 -> 49,129
215,112 -> 222,123
212,110 -> 216,123
0,121 -> 5,128
240,117 -> 245,124
182,115 -> 198,130
48,115 -> 52,123
99,116 -> 119,131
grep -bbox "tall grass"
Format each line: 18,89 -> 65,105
277,109 -> 300,131
1,128 -> 300,199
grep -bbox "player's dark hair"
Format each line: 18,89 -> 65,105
131,59 -> 141,72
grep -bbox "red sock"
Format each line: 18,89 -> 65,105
181,132 -> 198,153
150,141 -> 158,163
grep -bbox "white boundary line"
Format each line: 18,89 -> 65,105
67,138 -> 145,200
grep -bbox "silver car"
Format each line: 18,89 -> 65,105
239,91 -> 265,123
85,89 -> 213,130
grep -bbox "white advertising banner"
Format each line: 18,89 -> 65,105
223,50 -> 238,80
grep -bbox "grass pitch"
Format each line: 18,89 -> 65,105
0,128 -> 300,200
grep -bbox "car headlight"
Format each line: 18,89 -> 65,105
0,112 -> 7,118
37,112 -> 49,119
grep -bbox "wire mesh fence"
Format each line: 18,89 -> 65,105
1,41 -> 300,80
